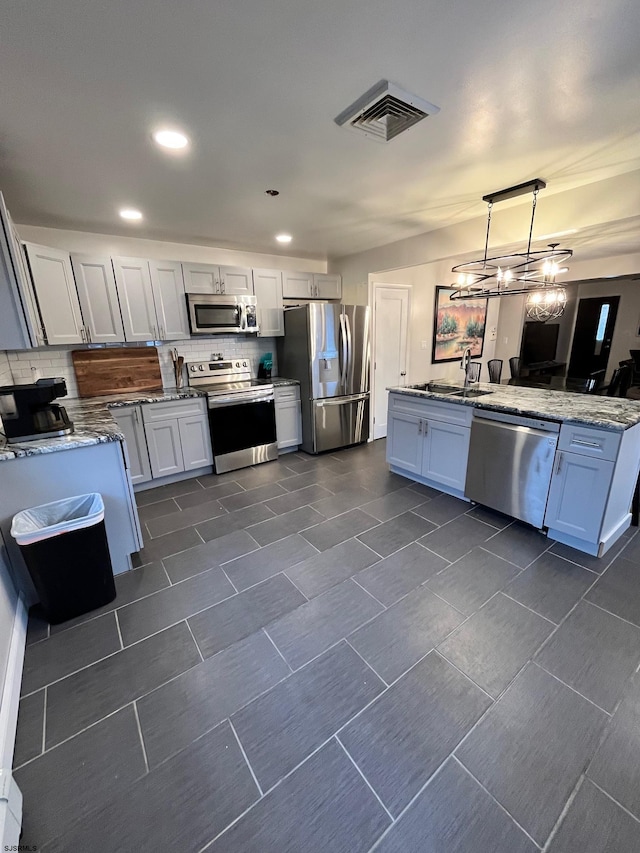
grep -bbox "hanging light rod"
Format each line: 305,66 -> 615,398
482,178 -> 546,205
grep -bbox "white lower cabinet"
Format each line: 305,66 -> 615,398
544,450 -> 614,542
275,385 -> 302,450
386,412 -> 423,475
111,406 -> 152,485
141,398 -> 213,479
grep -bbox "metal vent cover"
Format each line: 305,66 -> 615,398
335,80 -> 440,142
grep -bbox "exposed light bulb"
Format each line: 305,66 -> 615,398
276,234 -> 292,243
119,208 -> 143,221
153,128 -> 190,150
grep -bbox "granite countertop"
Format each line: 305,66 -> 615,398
388,379 -> 640,432
0,387 -> 206,460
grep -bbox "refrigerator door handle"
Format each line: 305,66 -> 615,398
344,312 -> 353,390
315,392 -> 369,406
339,313 -> 348,389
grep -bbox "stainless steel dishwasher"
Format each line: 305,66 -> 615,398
465,410 -> 560,528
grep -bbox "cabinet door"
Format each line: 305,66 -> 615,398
314,274 -> 342,300
71,254 -> 125,343
386,412 -> 423,474
219,265 -> 253,295
422,420 -> 470,491
182,263 -> 220,294
112,257 -> 157,341
24,243 -> 85,345
275,400 -> 302,449
149,260 -> 189,340
145,418 -> 184,478
0,194 -> 44,348
253,268 -> 284,336
178,414 -> 213,470
282,271 -> 314,300
544,451 -> 614,542
112,406 -> 152,485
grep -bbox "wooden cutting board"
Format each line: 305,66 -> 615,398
72,347 -> 163,398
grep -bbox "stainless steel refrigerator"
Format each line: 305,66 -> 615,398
277,303 -> 370,453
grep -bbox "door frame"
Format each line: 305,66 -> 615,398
369,279 -> 412,441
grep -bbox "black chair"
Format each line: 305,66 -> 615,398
605,367 -> 623,397
487,359 -> 503,384
602,364 -> 632,397
509,357 -> 520,379
629,350 -> 640,386
586,369 -> 606,394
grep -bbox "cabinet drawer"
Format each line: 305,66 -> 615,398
558,424 -> 621,462
142,398 -> 207,423
389,392 -> 473,427
274,385 -> 300,402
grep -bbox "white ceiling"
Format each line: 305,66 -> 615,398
1,0 -> 639,260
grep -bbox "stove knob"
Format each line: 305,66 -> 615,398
242,361 -> 248,367
236,361 -> 240,368
198,365 -> 204,371
190,365 -> 196,372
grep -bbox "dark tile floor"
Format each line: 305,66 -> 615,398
14,439 -> 640,851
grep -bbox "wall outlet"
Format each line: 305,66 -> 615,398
421,340 -> 428,350
488,327 -> 497,342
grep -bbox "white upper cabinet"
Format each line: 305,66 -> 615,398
282,271 -> 314,299
71,254 -> 125,344
253,268 -> 284,336
0,194 -> 44,349
282,272 -> 342,300
219,265 -> 253,295
23,243 -> 85,345
112,257 -> 157,341
148,260 -> 189,340
314,273 -> 342,300
182,262 -> 253,296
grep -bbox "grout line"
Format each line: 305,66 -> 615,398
426,587 -> 467,617
114,610 -> 124,650
541,774 -> 585,852
432,650 -> 495,701
452,756 -> 542,849
548,550 -> 608,575
133,700 -> 150,774
582,598 -> 640,632
185,619 -> 205,663
344,639 -> 389,687
41,685 -> 47,755
415,541 -> 453,564
335,736 -> 394,823
532,662 -> 611,716
587,779 -> 640,826
351,577 -> 387,610
219,564 -> 239,594
282,573 -> 309,601
262,628 -> 293,674
500,592 -> 558,625
228,718 -> 263,797
160,560 -> 174,586
475,545 -> 529,572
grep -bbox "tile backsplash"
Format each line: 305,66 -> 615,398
3,336 -> 278,398
0,351 -> 12,386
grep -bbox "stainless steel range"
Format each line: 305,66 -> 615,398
187,358 -> 277,474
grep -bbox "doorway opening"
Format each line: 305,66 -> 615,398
370,283 -> 411,440
568,295 -> 620,380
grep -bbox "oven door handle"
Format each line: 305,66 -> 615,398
208,391 -> 274,408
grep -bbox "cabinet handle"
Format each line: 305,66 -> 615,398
86,326 -> 92,343
556,452 -> 563,475
152,325 -> 157,340
418,419 -> 422,435
572,439 -> 602,449
160,324 -> 165,339
134,408 -> 140,425
424,420 -> 428,435
80,326 -> 86,343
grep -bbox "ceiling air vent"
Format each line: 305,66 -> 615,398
334,80 -> 440,142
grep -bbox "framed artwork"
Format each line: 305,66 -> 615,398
432,286 -> 488,364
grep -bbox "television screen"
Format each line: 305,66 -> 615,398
522,322 -> 559,365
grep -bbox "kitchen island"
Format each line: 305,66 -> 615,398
387,379 -> 640,557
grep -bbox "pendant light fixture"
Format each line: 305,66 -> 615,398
449,179 -> 573,321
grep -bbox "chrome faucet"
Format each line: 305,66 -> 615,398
460,346 -> 473,387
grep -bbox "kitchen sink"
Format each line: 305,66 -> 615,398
408,383 -> 460,395
450,388 -> 494,398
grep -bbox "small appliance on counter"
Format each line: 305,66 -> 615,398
0,378 -> 74,443
257,353 -> 273,380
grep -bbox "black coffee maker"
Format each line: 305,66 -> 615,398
0,378 -> 74,443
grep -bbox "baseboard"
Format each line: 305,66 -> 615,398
388,466 -> 468,501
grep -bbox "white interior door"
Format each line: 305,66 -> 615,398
372,284 -> 410,439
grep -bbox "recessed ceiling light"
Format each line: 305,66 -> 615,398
153,128 -> 190,150
119,208 -> 143,221
276,233 -> 292,243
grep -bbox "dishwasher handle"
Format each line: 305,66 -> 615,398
473,416 -> 560,444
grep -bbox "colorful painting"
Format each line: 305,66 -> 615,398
432,286 -> 488,364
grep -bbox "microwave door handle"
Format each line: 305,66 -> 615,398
239,305 -> 246,331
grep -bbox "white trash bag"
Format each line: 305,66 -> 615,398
11,493 -> 105,546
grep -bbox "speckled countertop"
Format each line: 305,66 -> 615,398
389,379 -> 640,432
0,387 -> 206,460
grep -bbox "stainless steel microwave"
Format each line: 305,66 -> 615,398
186,294 -> 259,335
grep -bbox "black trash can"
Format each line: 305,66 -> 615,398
11,493 -> 116,624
